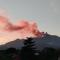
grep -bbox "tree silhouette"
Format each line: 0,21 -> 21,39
5,47 -> 18,60
21,38 -> 36,60
6,47 -> 17,54
41,47 -> 58,60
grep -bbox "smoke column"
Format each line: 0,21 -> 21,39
0,16 -> 43,45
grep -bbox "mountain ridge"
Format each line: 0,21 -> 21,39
0,33 -> 60,50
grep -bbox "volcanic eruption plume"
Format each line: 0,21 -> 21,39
0,16 -> 44,45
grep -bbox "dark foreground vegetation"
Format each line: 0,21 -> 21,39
0,38 -> 60,60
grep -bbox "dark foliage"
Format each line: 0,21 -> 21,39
40,47 -> 58,60
20,38 -> 37,60
0,38 -> 60,60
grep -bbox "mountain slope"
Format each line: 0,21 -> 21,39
0,34 -> 60,50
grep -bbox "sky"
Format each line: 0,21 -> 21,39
0,0 -> 60,36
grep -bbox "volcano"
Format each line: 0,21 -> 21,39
0,16 -> 60,50
0,33 -> 60,50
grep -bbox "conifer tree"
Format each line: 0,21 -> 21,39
21,38 -> 36,60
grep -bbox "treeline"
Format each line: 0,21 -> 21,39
0,38 -> 60,60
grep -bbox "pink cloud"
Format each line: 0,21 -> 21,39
0,16 -> 43,45
0,16 -> 41,36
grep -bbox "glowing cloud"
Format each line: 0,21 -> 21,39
0,16 -> 13,31
0,16 -> 43,45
